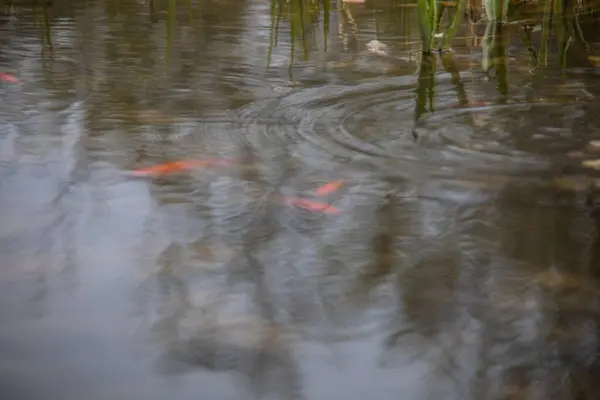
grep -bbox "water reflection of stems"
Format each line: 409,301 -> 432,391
481,21 -> 508,97
440,51 -> 484,130
538,0 -> 552,66
323,0 -> 330,51
339,0 -> 359,52
556,1 -> 574,70
413,51 -> 472,133
521,24 -> 539,71
534,0 -> 593,70
442,0 -> 468,50
440,51 -> 469,106
268,0 -> 282,67
185,0 -> 194,26
484,0 -> 510,22
414,53 -> 437,123
268,0 -> 327,68
32,1 -> 53,52
166,0 -> 175,66
545,0 -> 578,70
42,2 -> 52,50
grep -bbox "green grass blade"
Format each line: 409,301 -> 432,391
417,0 -> 434,53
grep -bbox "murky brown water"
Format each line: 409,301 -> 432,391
3,0 -> 600,399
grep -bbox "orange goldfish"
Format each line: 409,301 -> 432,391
0,72 -> 20,83
130,158 -> 233,176
283,196 -> 342,214
314,180 -> 345,196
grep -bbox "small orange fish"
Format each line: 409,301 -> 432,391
0,72 -> 20,83
314,180 -> 345,196
283,196 -> 342,214
130,158 -> 233,176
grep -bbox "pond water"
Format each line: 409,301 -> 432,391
2,0 -> 600,399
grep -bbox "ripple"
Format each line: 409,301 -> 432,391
239,76 -> 418,167
239,75 -> 597,181
419,101 -> 585,164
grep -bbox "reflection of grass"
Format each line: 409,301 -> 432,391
32,1 -> 54,52
265,0 -> 598,123
481,21 -> 508,97
415,53 -> 437,119
484,0 -> 510,21
535,0 -> 591,69
268,0 -> 330,68
164,0 -> 201,66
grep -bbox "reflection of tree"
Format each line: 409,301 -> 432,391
60,0 -> 256,143
385,185 -> 600,399
142,187 -> 306,399
6,1 -> 600,399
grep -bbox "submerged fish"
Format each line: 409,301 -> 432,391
314,180 -> 345,196
0,72 -> 19,83
130,158 -> 234,177
282,196 -> 342,214
130,159 -> 343,214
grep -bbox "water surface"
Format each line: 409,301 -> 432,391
2,1 -> 600,399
